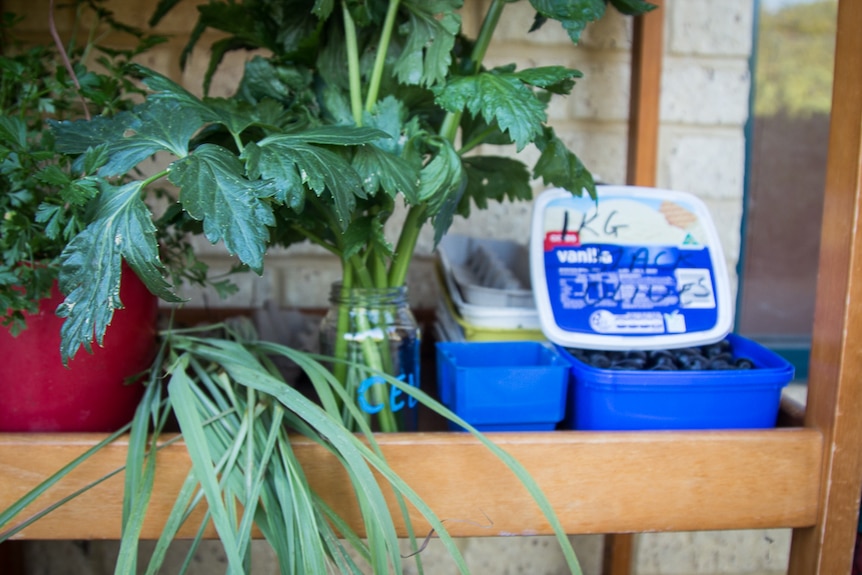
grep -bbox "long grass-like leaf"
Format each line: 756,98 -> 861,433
256,338 -> 581,574
130,327 -> 581,575
271,343 -> 425,571
234,405 -> 284,565
143,471 -> 204,575
176,510 -> 212,575
0,459 -> 126,541
315,503 -> 367,575
172,337 -> 409,573
0,423 -> 129,538
342,361 -> 583,575
116,381 -> 165,575
276,434 -> 330,573
169,367 -> 246,572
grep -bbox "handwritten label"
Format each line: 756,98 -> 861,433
542,194 -> 719,336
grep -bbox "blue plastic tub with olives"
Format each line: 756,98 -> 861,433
557,334 -> 794,430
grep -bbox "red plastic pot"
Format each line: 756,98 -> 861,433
0,268 -> 158,432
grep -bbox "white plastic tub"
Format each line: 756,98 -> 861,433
437,235 -> 535,308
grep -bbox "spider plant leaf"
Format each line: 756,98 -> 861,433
168,368 -> 247,573
256,337 -> 582,575
142,472 -> 205,575
0,425 -> 131,541
115,382 -> 164,575
315,494 -> 370,570
170,336 -> 407,572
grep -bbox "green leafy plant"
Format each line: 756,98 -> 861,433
51,0 -> 655,362
0,3 -> 149,334
0,1 -> 222,338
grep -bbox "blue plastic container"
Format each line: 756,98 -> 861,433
558,334 -> 794,430
436,341 -> 569,431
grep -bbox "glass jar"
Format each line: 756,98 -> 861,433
319,283 -> 421,432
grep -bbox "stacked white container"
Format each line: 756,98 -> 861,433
434,234 -> 545,342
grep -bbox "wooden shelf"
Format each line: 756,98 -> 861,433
0,428 -> 822,540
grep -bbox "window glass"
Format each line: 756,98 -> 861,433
737,0 -> 837,374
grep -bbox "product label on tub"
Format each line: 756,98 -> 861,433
531,186 -> 732,348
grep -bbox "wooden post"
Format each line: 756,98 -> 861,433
625,0 -> 664,188
787,0 -> 862,573
603,533 -> 637,575
606,1 -> 664,573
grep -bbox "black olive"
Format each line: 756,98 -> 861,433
702,344 -> 723,358
588,353 -> 612,369
565,339 -> 756,372
735,357 -> 755,370
607,351 -> 626,363
708,359 -> 733,370
678,353 -> 708,371
648,349 -> 676,361
650,355 -> 677,370
567,348 -> 589,363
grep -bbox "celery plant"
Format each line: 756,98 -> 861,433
51,0 -> 654,363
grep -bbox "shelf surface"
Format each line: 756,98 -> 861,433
0,428 -> 822,540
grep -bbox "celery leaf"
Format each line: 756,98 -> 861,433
433,70 -> 549,151
528,0 -> 605,44
168,144 -> 276,272
396,0 -> 462,87
533,127 -> 596,198
52,100 -> 203,176
459,156 -> 532,216
57,181 -> 180,362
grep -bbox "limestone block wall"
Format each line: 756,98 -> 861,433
4,1 -> 791,574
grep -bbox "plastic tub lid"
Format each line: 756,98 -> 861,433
530,186 -> 733,350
